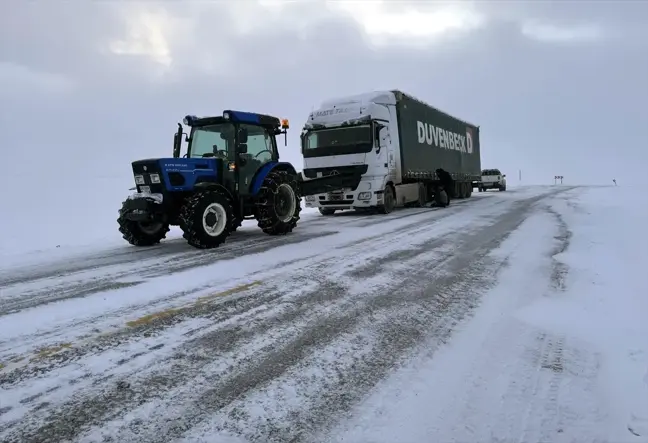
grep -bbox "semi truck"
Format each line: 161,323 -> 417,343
301,90 -> 482,215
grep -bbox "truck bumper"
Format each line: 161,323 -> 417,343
304,178 -> 383,210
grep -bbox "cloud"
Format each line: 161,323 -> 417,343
520,22 -> 604,43
0,62 -> 73,97
0,0 -> 646,189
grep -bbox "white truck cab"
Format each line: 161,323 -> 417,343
479,169 -> 506,192
301,92 -> 413,215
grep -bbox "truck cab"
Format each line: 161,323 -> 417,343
301,92 -> 411,215
478,169 -> 507,192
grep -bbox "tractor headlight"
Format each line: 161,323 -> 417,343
149,173 -> 161,184
305,195 -> 316,202
223,111 -> 231,120
140,185 -> 151,194
358,192 -> 371,200
134,175 -> 145,185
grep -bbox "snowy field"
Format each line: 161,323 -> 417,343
0,185 -> 646,443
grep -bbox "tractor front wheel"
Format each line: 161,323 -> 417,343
180,190 -> 234,249
117,200 -> 170,246
256,170 -> 301,235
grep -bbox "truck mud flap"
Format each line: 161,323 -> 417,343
299,173 -> 363,197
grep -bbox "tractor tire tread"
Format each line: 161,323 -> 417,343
179,189 -> 234,249
256,171 -> 301,235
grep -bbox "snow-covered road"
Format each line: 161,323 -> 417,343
1,185 -> 646,443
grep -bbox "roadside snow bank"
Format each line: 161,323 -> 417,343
517,187 -> 648,440
327,186 -> 648,443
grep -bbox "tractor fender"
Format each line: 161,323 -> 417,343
250,162 -> 298,196
194,181 -> 236,202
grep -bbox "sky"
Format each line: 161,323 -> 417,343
1,0 -> 647,249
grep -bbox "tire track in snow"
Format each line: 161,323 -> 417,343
0,190 -> 534,363
0,231 -> 337,316
0,188 -> 573,443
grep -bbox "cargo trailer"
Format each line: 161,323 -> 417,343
301,90 -> 482,214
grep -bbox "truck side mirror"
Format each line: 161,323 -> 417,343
374,124 -> 384,153
238,143 -> 248,154
502,174 -> 506,178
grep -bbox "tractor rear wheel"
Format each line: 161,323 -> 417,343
256,170 -> 301,235
180,190 -> 234,249
117,200 -> 169,246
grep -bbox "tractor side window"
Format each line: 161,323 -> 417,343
240,124 -> 273,164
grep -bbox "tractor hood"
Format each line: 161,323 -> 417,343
131,157 -> 221,192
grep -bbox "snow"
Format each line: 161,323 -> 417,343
326,186 -> 648,443
0,195 -> 320,269
1,185 -> 645,442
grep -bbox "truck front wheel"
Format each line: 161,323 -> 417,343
377,185 -> 395,214
319,208 -> 336,216
180,190 -> 234,249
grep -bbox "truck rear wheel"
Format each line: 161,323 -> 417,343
378,185 -> 395,214
256,170 -> 301,235
117,200 -> 170,247
319,208 -> 336,216
180,190 -> 234,249
434,189 -> 449,207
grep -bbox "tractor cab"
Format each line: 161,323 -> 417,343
174,111 -> 290,197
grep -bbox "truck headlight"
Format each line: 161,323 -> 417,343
358,192 -> 371,200
134,175 -> 145,185
149,173 -> 161,184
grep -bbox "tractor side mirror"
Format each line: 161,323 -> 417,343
238,127 -> 248,144
238,143 -> 248,154
502,174 -> 506,178
173,123 -> 182,158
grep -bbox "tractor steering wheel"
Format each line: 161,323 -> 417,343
254,150 -> 272,159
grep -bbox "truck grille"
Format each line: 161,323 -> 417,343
303,164 -> 368,179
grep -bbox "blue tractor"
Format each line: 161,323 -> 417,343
117,110 -> 362,249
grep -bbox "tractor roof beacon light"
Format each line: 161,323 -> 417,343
280,118 -> 290,146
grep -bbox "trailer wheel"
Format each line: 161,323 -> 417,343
414,183 -> 427,207
319,208 -> 336,216
117,200 -> 170,247
256,170 -> 301,235
466,185 -> 472,198
180,190 -> 234,249
499,185 -> 506,192
378,185 -> 395,214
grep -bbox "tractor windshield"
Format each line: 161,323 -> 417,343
188,124 -> 235,159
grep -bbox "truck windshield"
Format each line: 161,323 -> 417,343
303,125 -> 373,157
189,123 -> 235,159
